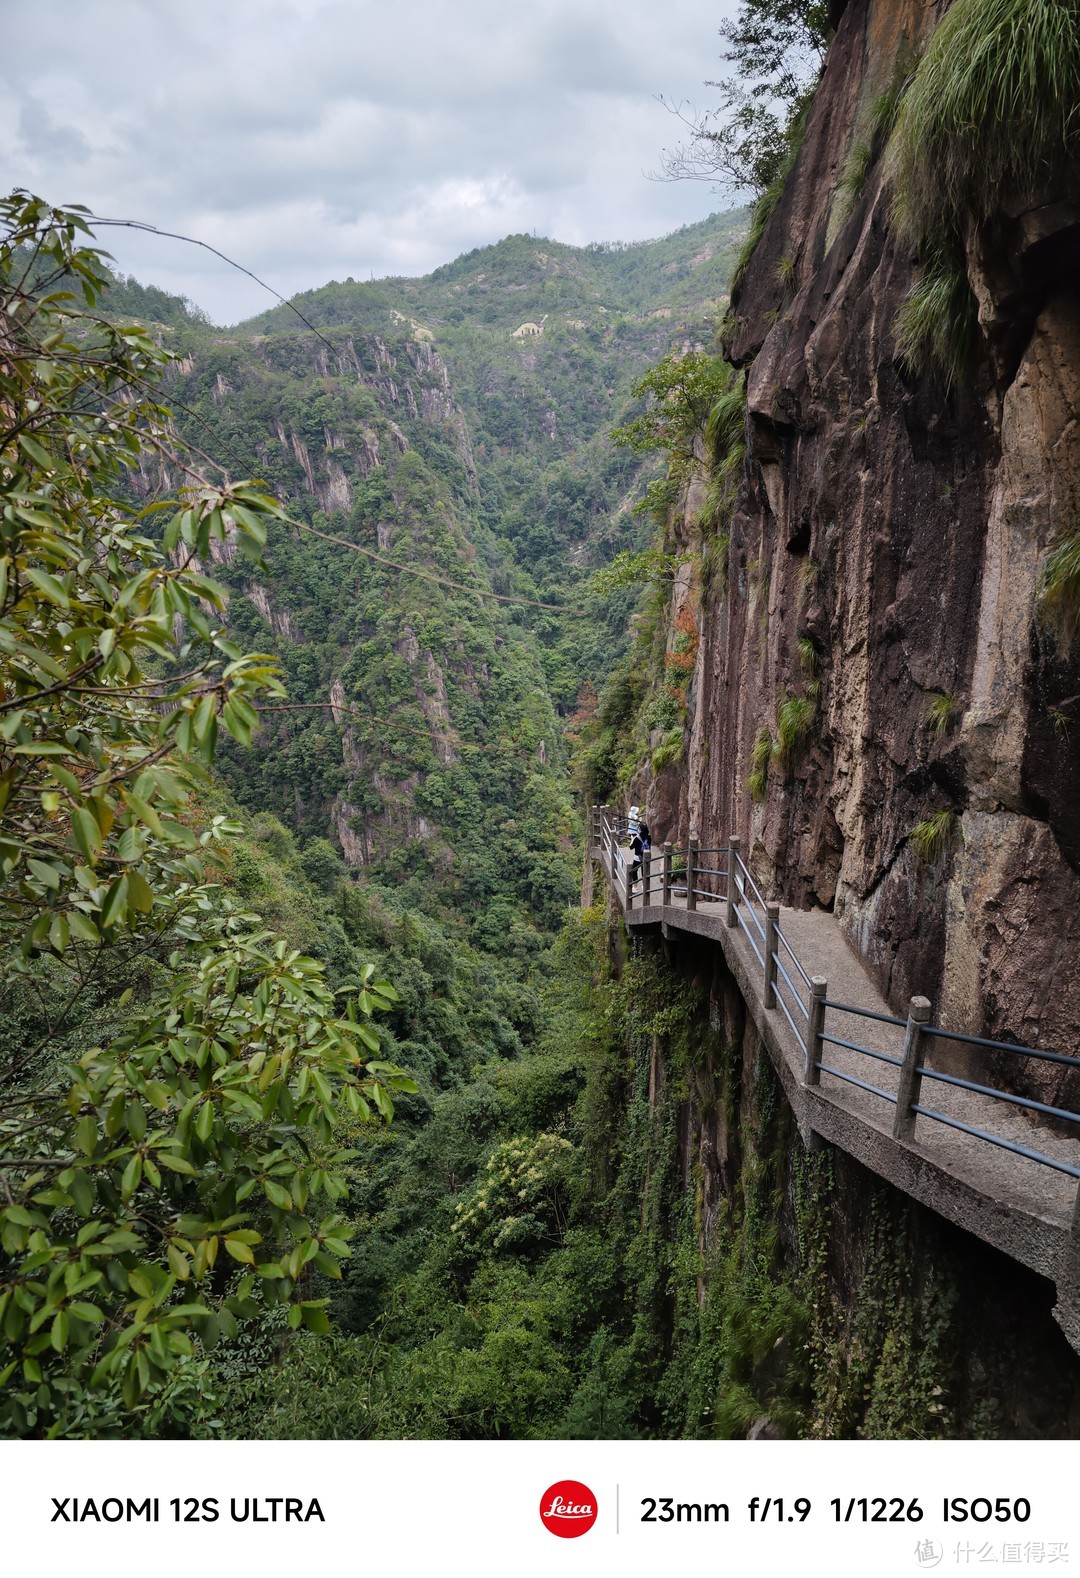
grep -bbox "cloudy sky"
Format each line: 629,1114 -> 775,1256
2,0 -> 741,324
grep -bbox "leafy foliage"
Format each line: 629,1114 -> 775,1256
224,915 -> 989,1442
0,196 -> 414,1437
0,194 -> 287,953
724,91 -> 815,309
587,549 -> 684,598
613,349 -> 736,512
657,1 -> 831,196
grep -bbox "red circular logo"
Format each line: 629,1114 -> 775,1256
539,1480 -> 598,1538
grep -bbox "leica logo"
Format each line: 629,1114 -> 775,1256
544,1497 -> 593,1519
539,1481 -> 598,1538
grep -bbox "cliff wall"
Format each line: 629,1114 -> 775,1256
649,0 -> 1080,1059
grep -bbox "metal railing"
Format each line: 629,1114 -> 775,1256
592,805 -> 1080,1201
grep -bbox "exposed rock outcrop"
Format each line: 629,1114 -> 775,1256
653,0 -> 1080,1058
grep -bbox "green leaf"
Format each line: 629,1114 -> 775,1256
24,568 -> 70,607
99,874 -> 129,929
223,1236 -> 256,1265
27,858 -> 62,891
68,911 -> 100,944
46,762 -> 80,794
167,1243 -> 191,1280
72,808 -> 103,861
69,1172 -> 94,1216
17,432 -> 60,470
264,1180 -> 292,1211
50,1310 -> 70,1352
120,1154 -> 142,1201
125,793 -> 162,836
68,1302 -> 104,1324
104,1090 -> 127,1137
126,866 -> 154,914
156,1152 -> 197,1177
192,692 -> 216,743
116,825 -> 145,863
75,1115 -> 97,1156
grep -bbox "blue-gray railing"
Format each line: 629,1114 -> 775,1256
592,805 -> 1080,1192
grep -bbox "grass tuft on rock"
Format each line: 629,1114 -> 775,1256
1041,531 -> 1080,646
895,256 -> 978,390
771,693 -> 816,772
910,809 -> 957,864
888,0 -> 1080,244
926,692 -> 961,737
748,724 -> 772,802
705,372 -> 747,472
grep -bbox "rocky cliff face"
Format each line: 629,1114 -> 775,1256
650,0 -> 1080,1059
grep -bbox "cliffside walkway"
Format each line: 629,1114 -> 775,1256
591,808 -> 1080,1352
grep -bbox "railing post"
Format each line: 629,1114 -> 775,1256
641,849 -> 651,908
893,996 -> 932,1141
804,977 -> 826,1084
623,841 -> 634,911
726,835 -> 741,928
661,842 -> 672,908
764,902 -> 780,1009
686,830 -> 698,912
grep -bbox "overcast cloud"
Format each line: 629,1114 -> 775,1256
1,0 -> 739,323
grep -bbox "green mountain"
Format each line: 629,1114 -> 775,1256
87,211 -> 749,1437
122,210 -> 746,958
3,202 -> 756,1441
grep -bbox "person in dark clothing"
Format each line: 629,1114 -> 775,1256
629,821 -> 651,890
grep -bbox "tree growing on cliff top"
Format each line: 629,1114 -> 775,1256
656,0 -> 831,196
0,193 -> 413,1437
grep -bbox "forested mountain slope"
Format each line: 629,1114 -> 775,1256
1,198 -> 745,1438
125,213 -> 745,953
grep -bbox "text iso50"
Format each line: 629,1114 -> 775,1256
943,1498 -> 1031,1523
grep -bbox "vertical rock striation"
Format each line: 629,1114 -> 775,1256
669,0 -> 1080,1056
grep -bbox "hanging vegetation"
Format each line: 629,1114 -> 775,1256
888,0 -> 1080,246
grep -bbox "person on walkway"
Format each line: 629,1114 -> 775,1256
629,820 -> 651,892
